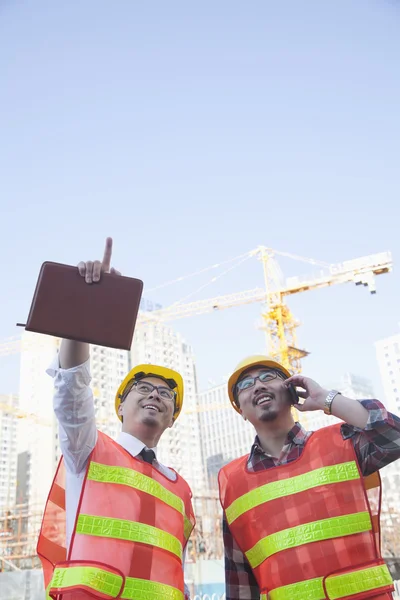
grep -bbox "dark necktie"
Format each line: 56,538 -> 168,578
139,448 -> 156,464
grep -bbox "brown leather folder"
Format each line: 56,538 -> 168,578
19,262 -> 143,350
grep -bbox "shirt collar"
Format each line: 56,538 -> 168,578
116,432 -> 158,459
250,422 -> 308,458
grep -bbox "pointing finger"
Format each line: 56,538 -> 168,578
102,237 -> 113,272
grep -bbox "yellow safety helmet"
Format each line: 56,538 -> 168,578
115,364 -> 184,422
228,355 -> 291,413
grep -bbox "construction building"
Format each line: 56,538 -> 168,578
380,460 -> 400,558
376,332 -> 400,415
198,382 -> 255,488
0,394 -> 19,510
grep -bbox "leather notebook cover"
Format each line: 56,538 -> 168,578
24,262 -> 144,350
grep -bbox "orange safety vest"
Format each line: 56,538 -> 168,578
37,431 -> 195,600
219,423 -> 394,600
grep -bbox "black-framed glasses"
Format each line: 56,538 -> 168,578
235,370 -> 285,394
133,381 -> 176,402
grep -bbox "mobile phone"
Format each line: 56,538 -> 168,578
288,383 -> 299,405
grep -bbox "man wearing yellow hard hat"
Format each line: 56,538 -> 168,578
219,355 -> 400,600
37,239 -> 195,600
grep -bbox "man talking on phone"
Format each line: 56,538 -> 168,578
219,355 -> 400,600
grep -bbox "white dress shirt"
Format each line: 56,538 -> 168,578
47,356 -> 189,596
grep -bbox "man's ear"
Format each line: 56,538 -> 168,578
118,403 -> 124,418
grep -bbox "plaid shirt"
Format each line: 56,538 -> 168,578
223,399 -> 400,600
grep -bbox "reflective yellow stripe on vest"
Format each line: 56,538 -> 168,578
246,511 -> 372,569
88,461 -> 193,540
77,514 -> 182,559
268,564 -> 392,600
88,461 -> 184,513
50,566 -> 184,600
122,577 -> 184,600
226,461 -> 360,524
50,565 -> 122,598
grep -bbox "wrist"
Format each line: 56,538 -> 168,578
323,390 -> 341,415
317,388 -> 330,409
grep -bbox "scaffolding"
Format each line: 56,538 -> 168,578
0,503 -> 42,572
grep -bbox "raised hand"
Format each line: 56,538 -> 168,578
77,237 -> 121,284
284,374 -> 329,412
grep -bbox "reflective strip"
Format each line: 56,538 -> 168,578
77,514 -> 182,560
184,515 -> 193,541
88,461 -> 193,540
269,564 -> 392,600
88,462 -> 184,514
50,566 -> 122,598
327,564 -> 393,600
270,576 -> 325,600
246,511 -> 372,568
226,461 -> 360,524
122,577 -> 184,600
50,567 -> 185,600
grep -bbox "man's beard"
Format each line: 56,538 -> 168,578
258,406 -> 279,422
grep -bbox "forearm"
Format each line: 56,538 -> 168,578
59,339 -> 90,370
48,356 -> 96,474
330,394 -> 369,429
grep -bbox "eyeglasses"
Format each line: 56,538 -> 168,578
235,370 -> 285,394
133,381 -> 176,402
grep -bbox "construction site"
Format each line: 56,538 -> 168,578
1,245 -> 400,599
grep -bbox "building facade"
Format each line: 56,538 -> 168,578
0,394 -> 19,510
198,382 -> 255,489
376,332 -> 400,415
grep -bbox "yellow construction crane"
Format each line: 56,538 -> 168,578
0,247 -> 392,377
140,247 -> 392,373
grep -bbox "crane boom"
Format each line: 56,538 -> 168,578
140,250 -> 392,323
139,287 -> 267,323
0,250 -> 392,366
283,251 -> 392,296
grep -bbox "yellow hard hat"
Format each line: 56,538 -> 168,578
228,355 -> 291,413
115,364 -> 184,422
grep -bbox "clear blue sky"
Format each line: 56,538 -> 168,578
1,0 -> 399,399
